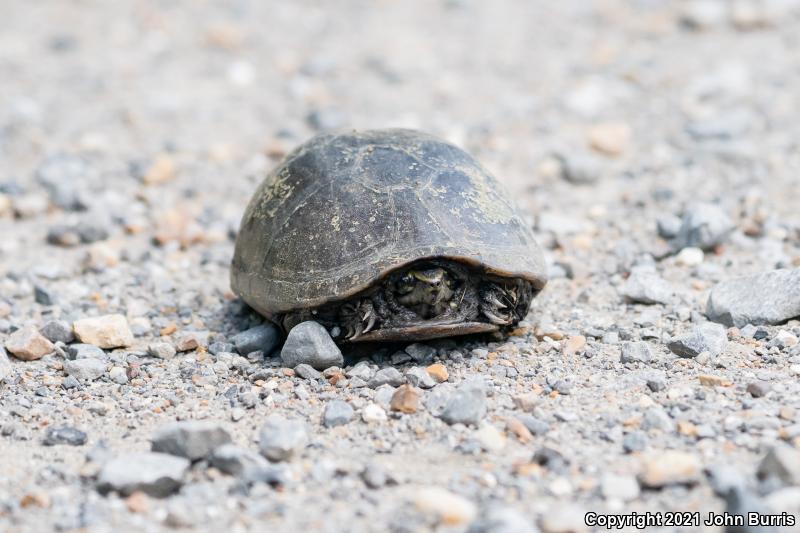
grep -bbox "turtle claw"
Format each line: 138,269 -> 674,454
482,306 -> 511,325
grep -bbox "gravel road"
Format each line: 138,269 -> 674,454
2,1 -> 800,532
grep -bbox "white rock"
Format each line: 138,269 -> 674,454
73,314 -> 133,348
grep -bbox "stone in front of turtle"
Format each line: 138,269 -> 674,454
231,128 -> 547,342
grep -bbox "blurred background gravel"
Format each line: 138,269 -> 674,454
2,1 -> 800,532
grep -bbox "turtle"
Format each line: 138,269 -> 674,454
231,128 -> 547,343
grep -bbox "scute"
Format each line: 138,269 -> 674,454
231,129 -> 547,316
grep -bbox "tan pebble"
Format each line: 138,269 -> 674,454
677,421 -> 698,436
563,335 -> 587,356
698,374 -> 732,387
142,154 -> 176,185
5,325 -> 55,361
588,122 -> 631,156
20,491 -> 50,508
425,363 -> 449,383
639,450 -> 701,488
73,314 -> 133,348
779,406 -> 795,421
513,392 -> 539,412
506,418 -> 533,443
390,385 -> 419,414
125,491 -> 150,513
411,486 -> 476,526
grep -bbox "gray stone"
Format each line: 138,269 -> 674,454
210,443 -> 271,479
42,426 -> 87,446
558,152 -> 603,185
621,270 -> 674,305
232,324 -> 280,356
62,375 -> 80,389
672,202 -> 734,251
468,504 -> 536,533
151,421 -> 232,461
345,361 -> 374,381
280,321 -> 343,370
0,346 -> 11,382
405,367 -> 435,389
147,342 -> 177,359
600,473 -> 640,501
641,407 -> 674,432
656,214 -> 682,240
40,320 -> 74,344
259,415 -> 308,461
622,431 -> 647,453
109,366 -> 128,384
646,374 -> 667,392
361,462 -> 390,489
404,343 -> 436,363
294,363 -> 323,380
64,358 -> 106,381
439,380 -> 487,426
368,367 -> 405,388
667,322 -> 728,358
620,341 -> 653,364
35,153 -> 90,210
322,400 -> 354,427
97,452 -> 189,497
517,415 -> 549,436
706,268 -> 800,327
66,343 -> 105,360
747,381 -> 770,398
757,445 -> 800,487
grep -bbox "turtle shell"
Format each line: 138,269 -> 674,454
231,128 -> 547,317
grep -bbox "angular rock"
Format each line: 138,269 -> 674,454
280,321 -> 343,370
426,363 -> 449,383
667,322 -> 728,358
404,367 -> 435,389
232,324 -> 280,356
42,426 -> 88,446
97,452 -> 189,497
5,325 -> 55,361
706,268 -> 800,327
40,320 -> 74,344
390,385 -> 420,413
0,346 -> 11,382
175,330 -> 209,352
151,421 -> 232,461
361,403 -> 388,423
672,202 -> 734,251
620,341 -> 653,364
621,270 -> 674,305
756,445 -> 800,487
258,415 -> 308,462
293,363 -> 323,380
66,343 -> 105,360
600,473 -> 640,501
638,450 -> 701,488
468,504 -> 535,533
65,358 -> 106,381
147,342 -> 176,359
210,444 -> 271,479
412,486 -> 477,527
439,380 -> 487,426
368,367 -> 405,388
73,314 -> 133,348
322,400 -> 354,427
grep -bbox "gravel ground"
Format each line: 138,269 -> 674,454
2,1 -> 800,532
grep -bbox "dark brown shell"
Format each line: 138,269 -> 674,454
231,129 -> 547,316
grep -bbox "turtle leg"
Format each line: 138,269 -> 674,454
480,282 -> 516,325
